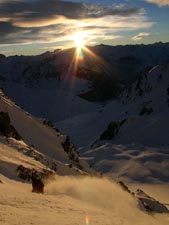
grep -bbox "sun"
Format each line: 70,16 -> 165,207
72,31 -> 86,50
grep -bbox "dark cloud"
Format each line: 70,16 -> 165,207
0,21 -> 26,39
0,0 -> 85,20
85,5 -> 142,18
0,0 -> 142,21
0,21 -> 28,44
0,21 -> 66,44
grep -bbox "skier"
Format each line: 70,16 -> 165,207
31,171 -> 44,194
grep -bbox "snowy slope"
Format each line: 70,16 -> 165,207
1,115 -> 168,225
0,135 -> 92,180
0,136 -> 48,180
0,47 -> 101,121
106,60 -> 169,146
0,90 -> 93,175
0,174 -> 169,225
0,90 -> 69,162
0,104 -> 168,225
57,61 -> 169,181
2,77 -> 99,122
58,61 -> 169,146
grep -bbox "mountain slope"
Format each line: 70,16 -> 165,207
99,60 -> 169,146
0,44 -> 169,181
0,43 -> 169,123
0,136 -> 50,180
58,60 -> 169,147
0,90 -> 93,177
57,61 -> 169,181
0,90 -> 69,162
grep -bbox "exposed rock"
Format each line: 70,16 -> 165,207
139,107 -> 153,116
62,136 -> 82,170
118,181 -> 169,214
117,181 -> 133,194
16,164 -> 53,182
136,189 -> 169,213
0,111 -> 22,140
43,119 -> 59,132
99,119 -> 127,140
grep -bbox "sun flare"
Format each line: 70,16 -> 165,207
73,31 -> 86,49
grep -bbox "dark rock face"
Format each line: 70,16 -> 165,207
118,181 -> 133,194
17,165 -> 33,181
139,107 -> 153,116
43,119 -> 59,132
16,164 -> 52,182
100,119 -> 127,140
136,189 -> 169,214
62,136 -> 82,170
0,111 -> 22,140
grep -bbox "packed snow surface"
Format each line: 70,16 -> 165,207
0,175 -> 169,225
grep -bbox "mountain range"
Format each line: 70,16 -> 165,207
0,43 -> 169,225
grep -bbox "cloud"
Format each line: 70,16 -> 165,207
0,0 -> 154,46
0,0 -> 142,22
0,21 -> 69,44
132,32 -> 150,41
144,0 -> 169,7
84,4 -> 143,18
0,21 -> 24,38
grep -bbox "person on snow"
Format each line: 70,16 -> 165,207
31,171 -> 44,194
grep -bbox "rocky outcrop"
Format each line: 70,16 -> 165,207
16,164 -> 53,186
0,111 -> 22,140
43,119 -> 59,132
136,189 -> 169,213
118,181 -> 169,214
62,136 -> 82,170
100,119 -> 127,140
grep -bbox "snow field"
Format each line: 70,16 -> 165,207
0,175 -> 169,225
